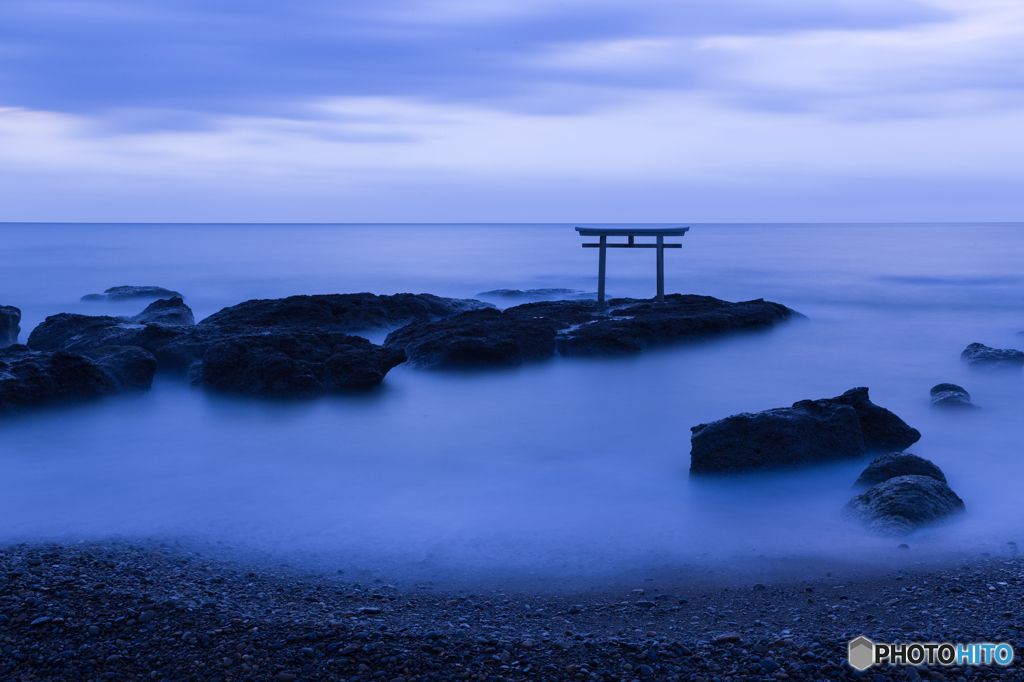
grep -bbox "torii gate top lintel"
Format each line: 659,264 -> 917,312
574,226 -> 689,304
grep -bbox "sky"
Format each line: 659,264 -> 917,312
1,0 -> 1022,222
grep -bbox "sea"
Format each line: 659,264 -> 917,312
2,223 -> 1023,587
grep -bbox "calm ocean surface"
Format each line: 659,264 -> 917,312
2,223 -> 1023,583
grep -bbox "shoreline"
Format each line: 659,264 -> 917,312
3,540 -> 1022,682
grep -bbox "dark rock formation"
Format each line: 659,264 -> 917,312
476,288 -> 591,301
0,345 -> 117,410
386,295 -> 803,367
0,305 -> 20,346
81,346 -> 158,393
854,452 -> 948,488
689,402 -> 865,475
843,475 -> 965,536
689,387 -> 919,474
384,308 -> 558,368
191,330 -> 407,397
808,387 -> 921,452
132,297 -> 195,326
28,313 -> 146,354
197,293 -> 492,332
961,342 -> 1024,370
82,286 -> 183,301
929,383 -> 978,409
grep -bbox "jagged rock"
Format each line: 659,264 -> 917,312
191,330 -> 407,396
854,452 -> 947,488
805,387 -> 921,452
843,475 -> 965,536
197,293 -> 492,332
689,401 -> 865,475
28,313 -> 147,354
0,305 -> 20,346
82,286 -> 183,301
0,345 -> 117,410
384,308 -> 559,368
81,346 -> 158,393
131,297 -> 195,326
386,295 -> 803,367
961,342 -> 1024,370
689,387 -> 919,474
929,383 -> 978,409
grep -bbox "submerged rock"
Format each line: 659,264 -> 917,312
929,383 -> 978,409
0,305 -> 20,346
82,285 -> 183,301
690,401 -> 865,475
197,293 -> 492,332
0,345 -> 117,410
807,387 -> 921,452
384,308 -> 559,368
961,342 -> 1024,370
476,288 -> 591,301
81,346 -> 158,393
689,387 -> 918,474
192,330 -> 407,397
131,297 -> 195,326
386,294 -> 803,367
843,475 -> 965,536
854,452 -> 947,488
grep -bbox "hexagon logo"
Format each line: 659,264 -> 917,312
848,636 -> 875,671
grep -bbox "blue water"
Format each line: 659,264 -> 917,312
1,223 -> 1023,583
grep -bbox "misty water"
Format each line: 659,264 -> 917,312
2,223 -> 1024,586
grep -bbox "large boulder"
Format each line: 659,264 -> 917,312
28,313 -> 147,353
197,293 -> 492,332
191,330 -> 407,397
82,285 -> 183,301
689,401 -> 865,475
384,308 -> 560,368
0,305 -> 20,346
929,383 -> 978,409
1,345 -> 117,410
131,297 -> 195,326
843,475 -> 965,536
961,342 -> 1024,370
809,387 -> 920,452
81,346 -> 158,393
854,452 -> 947,488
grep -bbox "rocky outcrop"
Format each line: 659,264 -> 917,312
384,308 -> 560,368
854,452 -> 947,488
81,346 -> 159,393
1,345 -> 118,410
806,387 -> 921,452
197,293 -> 492,332
690,401 -> 865,475
191,330 -> 407,397
132,297 -> 195,326
82,286 -> 183,301
961,342 -> 1024,370
28,313 -> 146,354
0,305 -> 20,346
689,387 -> 918,474
929,383 -> 978,409
843,475 -> 965,536
386,295 -> 803,368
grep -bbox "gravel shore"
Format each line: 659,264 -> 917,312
2,541 -> 1022,682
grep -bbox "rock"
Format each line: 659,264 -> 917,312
689,400 -> 865,474
929,383 -> 978,409
27,313 -> 148,354
854,452 -> 948,488
384,308 -> 559,368
197,293 -> 492,332
81,346 -> 158,393
0,305 -> 21,346
716,633 -> 741,643
812,387 -> 920,452
193,330 -> 407,397
476,288 -> 590,300
131,297 -> 195,326
843,475 -> 966,536
0,345 -> 118,411
961,342 -> 1024,370
82,285 -> 183,301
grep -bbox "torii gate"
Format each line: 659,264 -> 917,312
576,226 -> 689,304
